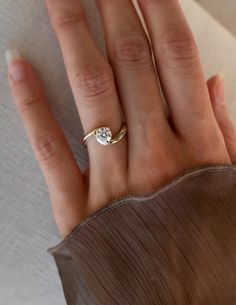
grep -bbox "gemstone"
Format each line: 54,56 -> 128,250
95,127 -> 112,145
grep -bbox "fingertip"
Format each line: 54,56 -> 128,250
215,72 -> 225,106
207,73 -> 222,88
5,49 -> 22,65
5,50 -> 38,87
217,71 -> 225,82
207,73 -> 225,107
207,74 -> 217,83
5,49 -> 29,83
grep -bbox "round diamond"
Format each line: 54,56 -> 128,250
95,127 -> 112,145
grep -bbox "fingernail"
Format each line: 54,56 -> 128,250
216,72 -> 225,105
218,71 -> 225,81
5,49 -> 26,82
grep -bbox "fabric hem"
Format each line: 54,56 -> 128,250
47,164 -> 236,255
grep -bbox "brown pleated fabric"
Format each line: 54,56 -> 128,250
48,165 -> 236,305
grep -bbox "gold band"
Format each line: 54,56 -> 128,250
82,122 -> 127,147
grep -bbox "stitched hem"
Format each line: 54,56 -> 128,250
47,164 -> 236,254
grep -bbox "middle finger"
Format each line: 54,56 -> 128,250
96,0 -> 173,160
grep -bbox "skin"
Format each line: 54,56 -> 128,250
7,0 -> 236,238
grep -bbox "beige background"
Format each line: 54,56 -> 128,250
0,0 -> 235,304
196,0 -> 236,37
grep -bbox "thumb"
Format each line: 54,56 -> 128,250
207,74 -> 236,164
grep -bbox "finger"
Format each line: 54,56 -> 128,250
45,0 -> 126,172
96,0 -> 172,158
6,50 -> 87,237
137,0 -> 214,136
207,74 -> 236,164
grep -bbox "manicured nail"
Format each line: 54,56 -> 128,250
216,72 -> 225,105
5,49 -> 26,82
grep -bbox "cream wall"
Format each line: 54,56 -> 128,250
196,0 -> 236,37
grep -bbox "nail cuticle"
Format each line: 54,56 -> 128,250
9,62 -> 27,82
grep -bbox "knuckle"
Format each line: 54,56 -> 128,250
135,147 -> 177,182
111,35 -> 153,70
74,64 -> 114,101
188,128 -> 225,162
53,10 -> 85,31
33,129 -> 63,169
19,95 -> 43,114
160,27 -> 199,70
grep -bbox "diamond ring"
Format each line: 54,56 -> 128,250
82,122 -> 127,146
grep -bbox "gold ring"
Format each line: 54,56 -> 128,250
82,122 -> 127,147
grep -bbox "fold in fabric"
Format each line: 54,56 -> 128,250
48,165 -> 236,305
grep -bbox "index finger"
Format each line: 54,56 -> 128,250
137,0 -> 214,136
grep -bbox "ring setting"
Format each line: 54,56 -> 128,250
95,127 -> 113,145
82,122 -> 127,147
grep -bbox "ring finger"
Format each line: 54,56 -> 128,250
45,0 -> 127,184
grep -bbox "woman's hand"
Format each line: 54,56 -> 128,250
6,0 -> 236,238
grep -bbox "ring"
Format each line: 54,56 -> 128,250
82,122 -> 127,147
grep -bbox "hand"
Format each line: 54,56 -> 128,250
6,0 -> 236,238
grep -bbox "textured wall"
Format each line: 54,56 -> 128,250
0,0 -> 236,304
195,0 -> 236,37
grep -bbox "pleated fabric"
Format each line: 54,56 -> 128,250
48,165 -> 236,305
